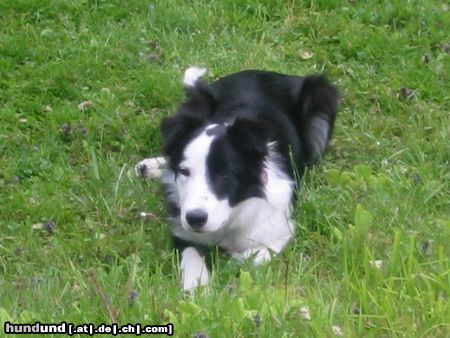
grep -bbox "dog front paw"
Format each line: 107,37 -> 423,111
135,157 -> 166,179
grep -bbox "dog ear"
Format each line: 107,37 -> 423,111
227,119 -> 271,160
161,114 -> 203,156
183,82 -> 218,119
161,82 -> 216,157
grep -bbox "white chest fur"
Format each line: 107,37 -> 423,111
172,160 -> 295,261
138,141 -> 296,264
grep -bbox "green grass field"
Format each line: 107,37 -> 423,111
1,0 -> 449,336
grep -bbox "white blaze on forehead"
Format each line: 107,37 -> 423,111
178,124 -> 217,213
178,124 -> 232,232
182,125 -> 217,170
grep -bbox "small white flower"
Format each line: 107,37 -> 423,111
78,100 -> 92,111
299,306 -> 311,320
332,325 -> 344,336
369,260 -> 383,269
32,223 -> 44,230
139,212 -> 155,221
300,51 -> 314,60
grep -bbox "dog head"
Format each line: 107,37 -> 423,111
161,85 -> 270,233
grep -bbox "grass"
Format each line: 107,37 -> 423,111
0,0 -> 449,336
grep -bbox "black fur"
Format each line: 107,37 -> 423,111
160,69 -> 339,290
162,70 -> 338,183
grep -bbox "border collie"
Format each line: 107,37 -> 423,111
137,67 -> 338,291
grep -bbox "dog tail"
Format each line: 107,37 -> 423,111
294,75 -> 339,165
183,67 -> 207,88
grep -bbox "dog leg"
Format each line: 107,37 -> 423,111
180,247 -> 210,291
135,157 -> 166,179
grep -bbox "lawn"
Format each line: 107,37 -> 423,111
0,0 -> 449,336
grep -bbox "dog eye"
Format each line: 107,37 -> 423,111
178,166 -> 190,177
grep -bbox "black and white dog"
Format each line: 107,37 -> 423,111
137,67 -> 338,291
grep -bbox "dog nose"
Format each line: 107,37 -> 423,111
186,209 -> 208,229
